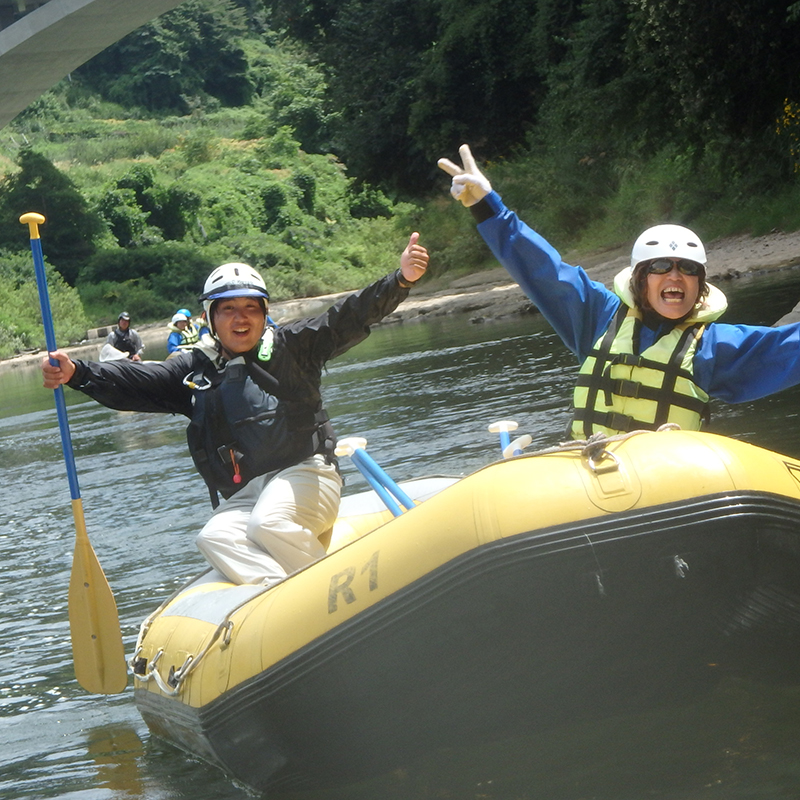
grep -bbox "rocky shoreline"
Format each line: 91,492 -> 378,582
383,227 -> 800,327
5,228 -> 800,373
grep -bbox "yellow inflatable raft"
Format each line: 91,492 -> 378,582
132,428 -> 800,791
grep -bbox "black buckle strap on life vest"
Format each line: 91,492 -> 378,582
608,377 -> 644,400
600,354 -> 646,405
310,409 -> 340,470
572,407 -> 644,433
653,322 -> 705,427
579,304 -> 629,438
601,350 -> 697,384
215,444 -> 244,465
606,353 -> 645,369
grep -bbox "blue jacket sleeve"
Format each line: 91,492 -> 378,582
166,331 -> 182,353
693,321 -> 800,403
476,192 -> 620,361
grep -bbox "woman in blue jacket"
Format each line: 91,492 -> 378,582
439,145 -> 800,438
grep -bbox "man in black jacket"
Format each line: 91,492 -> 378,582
105,311 -> 144,360
42,233 -> 428,585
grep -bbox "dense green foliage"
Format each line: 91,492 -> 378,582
77,0 -> 253,112
2,0 -> 800,357
0,251 -> 90,357
0,149 -> 103,284
263,0 -> 800,192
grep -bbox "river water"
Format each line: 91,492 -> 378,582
2,269 -> 800,800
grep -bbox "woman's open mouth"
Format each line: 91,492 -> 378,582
661,286 -> 685,303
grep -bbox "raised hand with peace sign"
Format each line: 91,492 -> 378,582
437,144 -> 493,207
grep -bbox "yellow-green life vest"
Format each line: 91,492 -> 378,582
179,322 -> 201,349
570,305 -> 709,439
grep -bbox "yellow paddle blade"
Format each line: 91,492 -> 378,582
68,500 -> 128,694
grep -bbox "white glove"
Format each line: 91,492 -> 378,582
437,144 -> 492,207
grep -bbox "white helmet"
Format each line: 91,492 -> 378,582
630,224 -> 706,269
199,263 -> 269,335
171,312 -> 188,325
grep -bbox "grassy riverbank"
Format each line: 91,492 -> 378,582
6,225 -> 800,375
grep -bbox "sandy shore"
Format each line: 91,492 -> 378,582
5,228 -> 800,373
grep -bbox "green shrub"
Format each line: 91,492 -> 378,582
0,250 -> 90,356
78,241 -> 229,319
78,280 -> 174,325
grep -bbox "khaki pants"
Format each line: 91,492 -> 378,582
196,455 -> 342,585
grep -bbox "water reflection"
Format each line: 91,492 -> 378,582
2,271 -> 800,799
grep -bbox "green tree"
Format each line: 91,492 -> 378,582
77,241 -> 229,322
625,0 -> 800,152
96,188 -> 152,248
76,0 -> 252,112
95,164 -> 202,246
301,0 -> 439,191
0,149 -> 103,284
242,39 -> 332,154
0,250 -> 90,357
260,0 -> 583,192
409,0 -> 580,170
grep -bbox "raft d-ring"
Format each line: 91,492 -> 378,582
170,655 -> 194,687
220,620 -> 234,649
148,649 -> 164,673
587,449 -> 620,474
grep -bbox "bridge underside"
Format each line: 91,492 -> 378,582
0,0 -> 186,130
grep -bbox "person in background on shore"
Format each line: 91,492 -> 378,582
438,144 -> 800,438
105,311 -> 144,361
178,308 -> 203,342
166,310 -> 198,355
196,309 -> 211,340
41,233 -> 428,586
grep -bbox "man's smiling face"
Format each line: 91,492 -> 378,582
213,296 -> 266,356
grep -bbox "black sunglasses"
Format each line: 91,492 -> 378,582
646,258 -> 703,276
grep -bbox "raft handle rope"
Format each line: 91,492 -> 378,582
587,448 -> 620,474
131,574 -> 276,696
131,568 -> 217,665
134,650 -> 194,695
133,616 -> 243,696
496,423 -> 682,468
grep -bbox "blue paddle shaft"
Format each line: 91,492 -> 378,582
351,450 -> 403,517
351,448 -> 414,512
30,235 -> 82,501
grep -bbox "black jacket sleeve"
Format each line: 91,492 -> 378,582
281,270 -> 411,364
67,351 -> 197,417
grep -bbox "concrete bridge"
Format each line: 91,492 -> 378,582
0,0 -> 186,129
